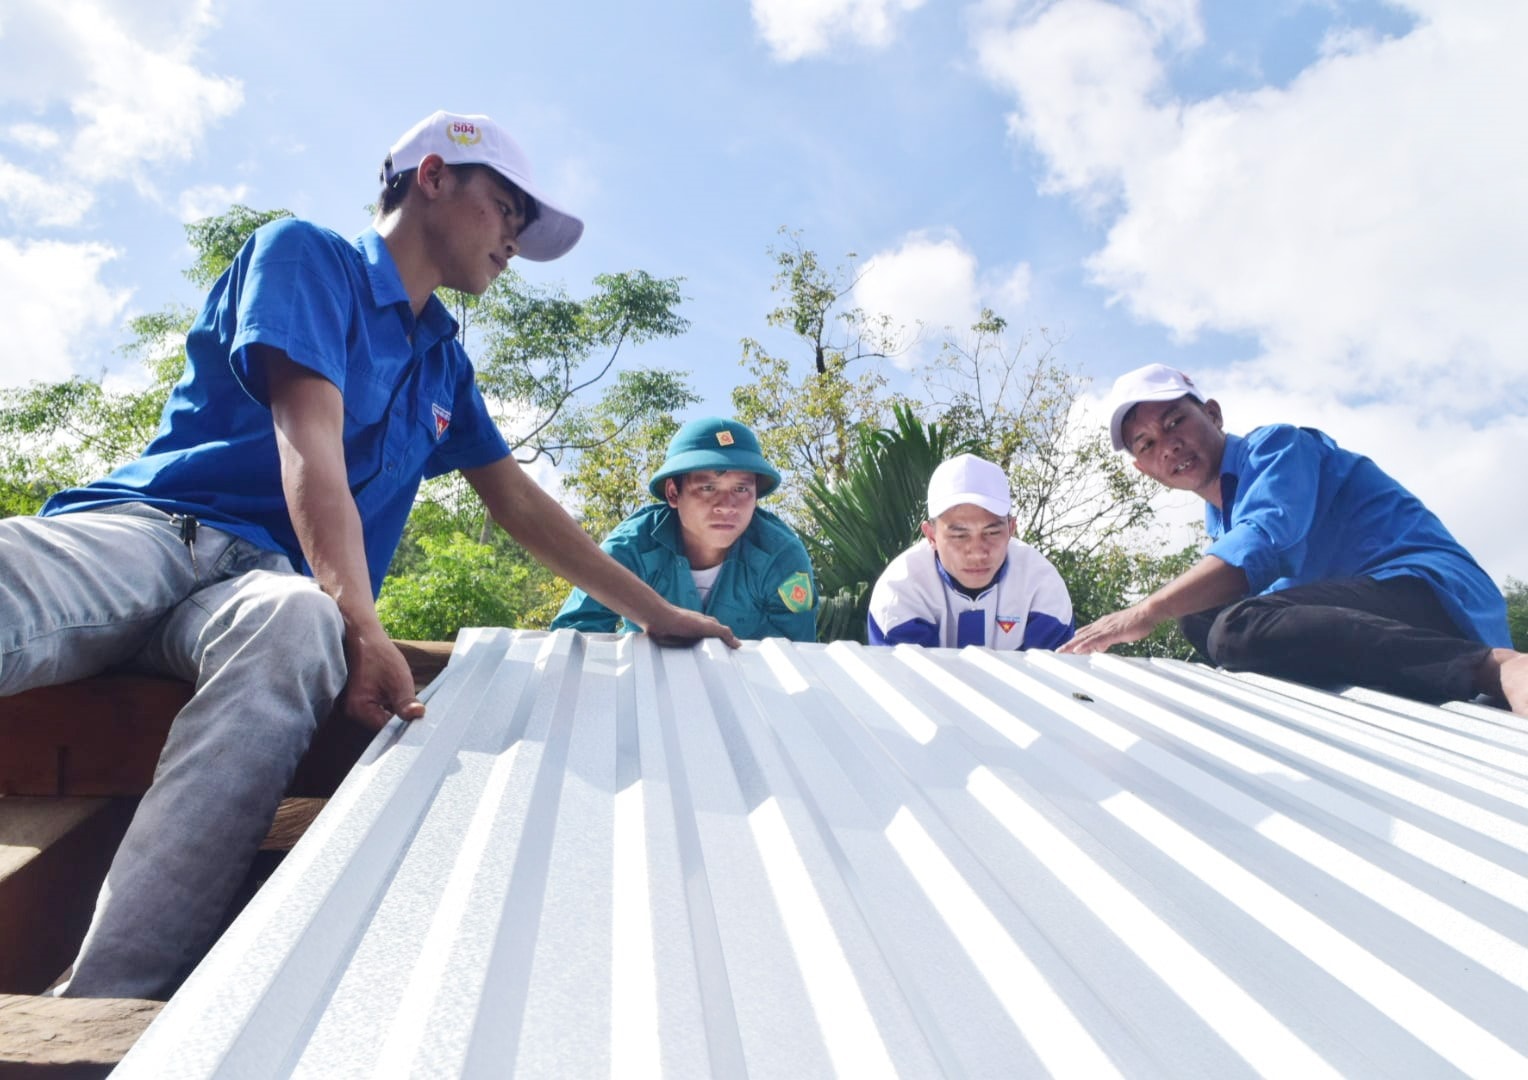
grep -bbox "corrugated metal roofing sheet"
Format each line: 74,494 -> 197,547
116,629 -> 1528,1078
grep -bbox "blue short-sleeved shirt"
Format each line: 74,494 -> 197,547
1205,425 -> 1510,648
43,221 -> 510,596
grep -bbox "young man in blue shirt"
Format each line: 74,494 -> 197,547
868,453 -> 1074,650
0,110 -> 737,998
552,418 -> 817,641
1061,363 -> 1527,717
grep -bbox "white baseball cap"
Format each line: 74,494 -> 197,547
381,110 -> 584,262
1107,363 -> 1207,451
927,453 -> 1012,520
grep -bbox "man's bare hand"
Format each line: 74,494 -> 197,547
342,630 -> 426,730
642,605 -> 742,649
1060,604 -> 1158,655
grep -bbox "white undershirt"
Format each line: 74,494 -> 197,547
690,563 -> 723,605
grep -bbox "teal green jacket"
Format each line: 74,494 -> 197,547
551,503 -> 818,642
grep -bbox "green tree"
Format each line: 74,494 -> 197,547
803,406 -> 977,642
1505,578 -> 1528,651
923,309 -> 1158,559
413,268 -> 699,552
732,228 -> 912,525
1051,541 -> 1202,659
183,206 -> 294,288
559,408 -> 686,546
0,206 -> 291,514
376,531 -> 547,640
464,268 -> 693,465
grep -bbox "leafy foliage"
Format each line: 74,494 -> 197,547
732,229 -> 912,524
1505,577 -> 1528,651
560,409 -> 685,545
923,309 -> 1158,559
1051,541 -> 1202,659
183,206 -> 293,288
376,531 -> 546,640
804,406 -> 977,642
0,208 -> 285,511
464,268 -> 693,465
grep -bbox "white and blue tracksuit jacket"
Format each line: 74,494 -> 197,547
867,539 -> 1075,650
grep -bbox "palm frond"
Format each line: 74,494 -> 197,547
804,404 -> 977,642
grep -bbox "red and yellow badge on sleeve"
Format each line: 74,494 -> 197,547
778,571 -> 814,613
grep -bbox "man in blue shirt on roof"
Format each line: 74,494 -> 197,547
0,110 -> 737,999
1061,363 -> 1527,717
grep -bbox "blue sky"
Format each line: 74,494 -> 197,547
3,0 -> 1525,582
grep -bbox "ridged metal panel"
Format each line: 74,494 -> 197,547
116,629 -> 1528,1078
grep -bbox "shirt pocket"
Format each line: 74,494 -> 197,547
342,366 -> 393,428
333,369 -> 390,495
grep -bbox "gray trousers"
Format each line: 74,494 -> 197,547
0,504 -> 347,998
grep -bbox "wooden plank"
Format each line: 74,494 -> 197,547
0,639 -> 456,799
0,799 -> 135,995
0,678 -> 189,798
394,638 -> 455,687
0,641 -> 454,1072
0,993 -> 162,1078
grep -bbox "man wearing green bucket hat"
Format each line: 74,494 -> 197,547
552,418 -> 817,641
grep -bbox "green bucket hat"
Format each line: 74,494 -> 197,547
648,417 -> 782,499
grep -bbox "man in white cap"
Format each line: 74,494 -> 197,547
0,110 -> 737,999
1062,363 -> 1528,718
867,453 -> 1074,649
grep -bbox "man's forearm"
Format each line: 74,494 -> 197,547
464,458 -> 676,627
1061,554 -> 1250,655
1140,555 -> 1249,624
280,444 -> 378,630
266,349 -> 424,722
265,357 -> 379,633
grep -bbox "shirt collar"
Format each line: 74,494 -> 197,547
646,503 -> 747,564
354,228 -> 460,347
1206,431 -> 1248,531
1219,432 -> 1248,479
648,504 -> 684,554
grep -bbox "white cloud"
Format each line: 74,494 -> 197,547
1133,0 -> 1202,48
975,0 -> 1176,203
991,262 -> 1032,314
0,157 -> 94,227
0,237 -> 131,386
0,0 -> 241,190
4,123 -> 62,152
852,230 -> 1034,366
752,0 -> 927,61
0,0 -> 240,387
855,232 -> 979,354
973,0 -> 1528,580
178,182 -> 248,223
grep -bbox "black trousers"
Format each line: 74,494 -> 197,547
1178,576 -> 1492,704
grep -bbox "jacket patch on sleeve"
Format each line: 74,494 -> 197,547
778,571 -> 814,613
